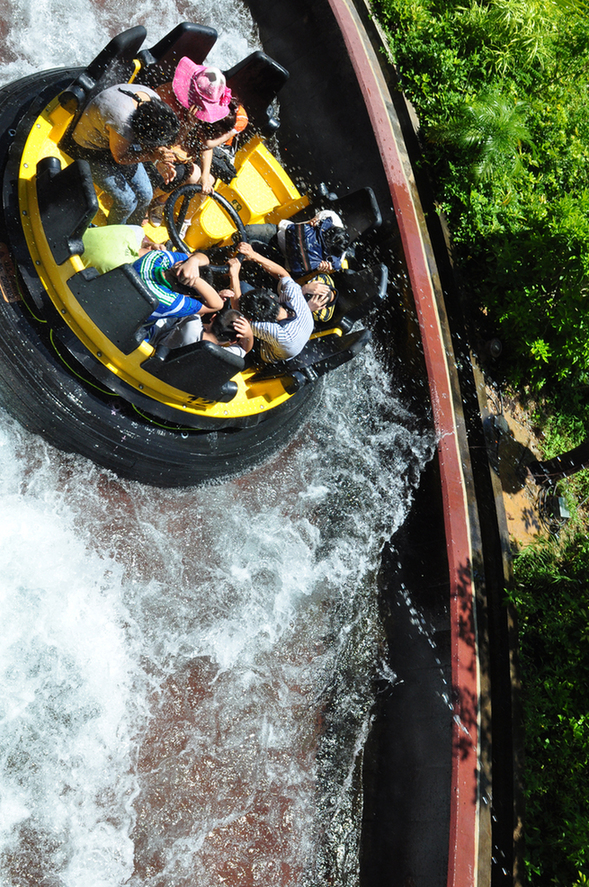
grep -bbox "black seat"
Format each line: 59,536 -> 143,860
141,340 -> 245,402
68,263 -> 158,355
224,52 -> 290,135
141,44 -> 290,135
328,186 -> 382,243
58,26 -> 148,115
137,23 -> 218,89
58,26 -> 149,159
249,328 -> 372,393
316,263 -> 389,334
36,157 -> 99,265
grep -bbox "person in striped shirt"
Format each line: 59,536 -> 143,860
133,249 -> 224,336
227,243 -> 331,363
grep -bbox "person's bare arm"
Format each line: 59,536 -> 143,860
305,291 -> 331,313
172,252 -> 209,286
204,130 -> 238,150
232,315 -> 254,353
237,242 -> 290,279
317,259 -> 334,272
109,128 -> 177,165
172,254 -> 224,313
226,257 -> 242,308
301,280 -> 333,313
301,280 -> 331,298
195,281 -> 224,313
154,159 -> 177,184
199,147 -> 216,194
190,275 -> 224,313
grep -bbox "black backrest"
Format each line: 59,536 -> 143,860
289,186 -> 382,244
315,263 -> 389,334
58,26 -> 148,159
224,52 -> 289,135
36,157 -> 99,265
329,186 -> 382,242
249,328 -> 371,392
137,23 -> 218,89
290,327 -> 371,374
59,26 -> 147,115
141,339 -> 245,401
68,263 -> 158,355
140,42 -> 289,135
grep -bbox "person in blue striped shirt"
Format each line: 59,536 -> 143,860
133,249 -> 224,332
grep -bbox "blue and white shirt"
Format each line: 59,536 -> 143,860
251,277 -> 313,363
277,210 -> 346,276
133,251 -> 204,323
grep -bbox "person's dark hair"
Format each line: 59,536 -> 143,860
320,224 -> 349,257
239,287 -> 280,322
211,307 -> 243,343
130,98 -> 180,148
201,98 -> 239,140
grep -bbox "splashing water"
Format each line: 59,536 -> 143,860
0,2 -> 435,885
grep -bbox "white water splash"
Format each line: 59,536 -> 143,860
0,1 -> 436,883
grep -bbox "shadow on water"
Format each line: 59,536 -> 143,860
361,455 -> 452,887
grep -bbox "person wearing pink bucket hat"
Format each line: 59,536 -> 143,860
172,59 -> 232,123
146,58 -> 249,222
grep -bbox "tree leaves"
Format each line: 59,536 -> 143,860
512,536 -> 589,883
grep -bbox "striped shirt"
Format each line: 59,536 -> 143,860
133,251 -> 203,323
251,277 -> 313,363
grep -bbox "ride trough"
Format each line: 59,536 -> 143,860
0,22 -> 385,486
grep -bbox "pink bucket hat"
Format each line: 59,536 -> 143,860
172,58 -> 232,123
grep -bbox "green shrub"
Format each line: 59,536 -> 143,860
511,534 -> 589,884
372,1 -> 589,881
372,0 -> 589,391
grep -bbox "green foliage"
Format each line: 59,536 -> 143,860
372,0 -> 589,392
511,533 -> 589,884
529,393 -> 589,505
372,0 -> 589,881
454,0 -> 558,75
429,88 -> 532,182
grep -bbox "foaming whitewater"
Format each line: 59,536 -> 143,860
0,2 -> 436,885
